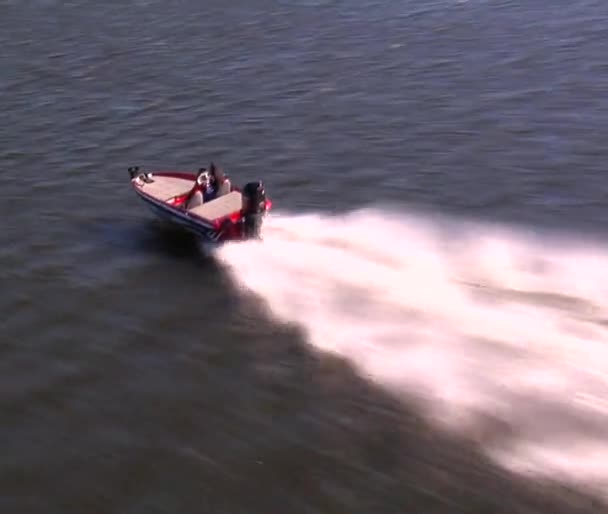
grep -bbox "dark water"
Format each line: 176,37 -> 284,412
2,1 -> 608,512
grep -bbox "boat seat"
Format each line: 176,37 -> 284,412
188,191 -> 243,221
186,190 -> 204,209
216,178 -> 231,197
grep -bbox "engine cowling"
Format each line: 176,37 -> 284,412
241,180 -> 267,239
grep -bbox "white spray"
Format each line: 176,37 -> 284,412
217,208 -> 608,497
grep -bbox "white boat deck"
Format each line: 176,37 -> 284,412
188,191 -> 243,221
136,175 -> 194,201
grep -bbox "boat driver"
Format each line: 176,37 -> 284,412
208,162 -> 231,199
185,169 -> 212,209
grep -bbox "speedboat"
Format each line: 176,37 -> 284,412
127,165 -> 272,243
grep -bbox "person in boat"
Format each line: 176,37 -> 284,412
207,162 -> 231,199
184,163 -> 231,209
184,168 -> 211,209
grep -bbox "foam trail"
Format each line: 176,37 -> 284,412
217,208 -> 608,497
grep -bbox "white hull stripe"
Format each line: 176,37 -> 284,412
135,190 -> 226,242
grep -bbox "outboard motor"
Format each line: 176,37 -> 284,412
241,180 -> 267,239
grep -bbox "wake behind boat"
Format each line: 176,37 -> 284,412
127,164 -> 272,244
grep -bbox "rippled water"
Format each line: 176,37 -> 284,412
2,1 -> 608,512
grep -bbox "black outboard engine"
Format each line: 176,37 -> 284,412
241,180 -> 267,239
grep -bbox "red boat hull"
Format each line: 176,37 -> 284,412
128,168 -> 271,243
